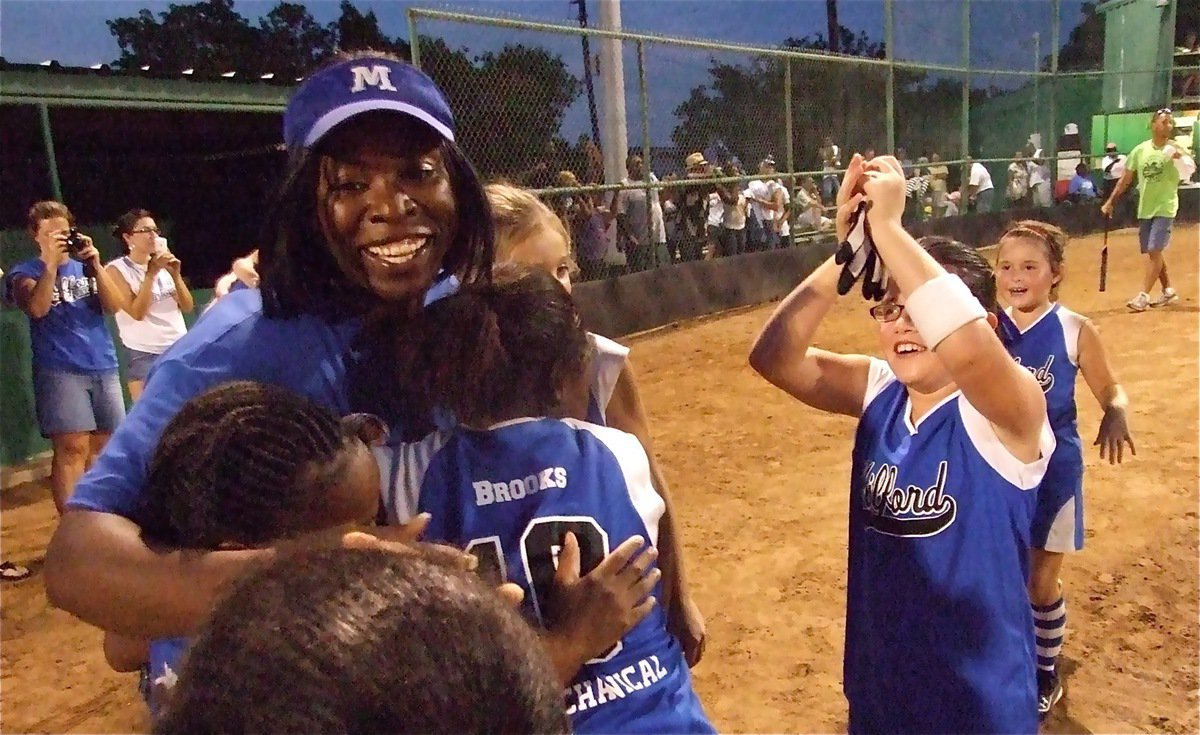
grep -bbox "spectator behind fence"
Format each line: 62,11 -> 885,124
556,170 -> 610,279
1007,150 -> 1030,206
4,201 -> 127,514
819,135 -> 842,202
745,156 -> 784,251
156,547 -> 569,735
944,189 -> 961,217
1100,143 -> 1126,202
1068,163 -> 1098,202
1027,144 -> 1053,208
678,152 -> 712,261
927,153 -> 950,216
795,177 -> 832,232
967,158 -> 996,213
719,162 -> 749,256
615,154 -> 658,271
106,210 -> 195,401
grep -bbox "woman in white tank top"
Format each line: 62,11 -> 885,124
105,209 -> 194,400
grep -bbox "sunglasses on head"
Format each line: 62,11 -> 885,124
1155,107 -> 1173,118
340,413 -> 390,447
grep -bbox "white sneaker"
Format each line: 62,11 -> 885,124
1126,292 -> 1150,312
1151,288 -> 1179,307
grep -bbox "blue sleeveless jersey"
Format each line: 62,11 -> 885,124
845,360 -> 1054,734
380,417 -> 712,735
998,304 -> 1088,549
997,304 -> 1085,434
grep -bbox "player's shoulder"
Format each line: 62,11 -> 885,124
1053,303 -> 1089,328
561,417 -> 646,464
587,331 -> 631,362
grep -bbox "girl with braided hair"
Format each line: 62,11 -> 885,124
101,380 -> 386,714
51,52 -> 653,693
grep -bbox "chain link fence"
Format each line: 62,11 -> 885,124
408,6 -> 1196,283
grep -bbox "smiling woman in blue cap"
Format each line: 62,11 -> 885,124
44,53 -> 656,687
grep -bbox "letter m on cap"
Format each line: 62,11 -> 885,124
350,65 -> 398,93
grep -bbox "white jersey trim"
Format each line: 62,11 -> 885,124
957,398 -> 1055,491
862,358 -> 897,413
1042,496 -> 1079,553
587,332 -> 630,422
562,417 -> 664,547
375,430 -> 450,525
1054,305 -> 1087,367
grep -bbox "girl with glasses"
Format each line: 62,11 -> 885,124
106,209 -> 195,400
749,154 -> 1055,734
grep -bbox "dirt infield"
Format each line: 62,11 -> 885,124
1,224 -> 1196,733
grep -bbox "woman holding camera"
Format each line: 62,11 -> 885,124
4,201 -> 127,514
105,209 -> 194,401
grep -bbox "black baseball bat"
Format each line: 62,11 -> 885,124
1099,213 -> 1109,292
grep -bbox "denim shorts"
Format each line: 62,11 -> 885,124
1138,216 -> 1173,254
33,367 -> 126,437
124,348 -> 160,382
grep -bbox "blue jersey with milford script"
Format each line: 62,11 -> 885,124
380,418 -> 712,734
998,304 -> 1085,433
845,360 -> 1053,734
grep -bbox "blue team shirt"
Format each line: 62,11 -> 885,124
146,637 -> 187,716
845,360 -> 1054,734
4,258 -> 118,373
379,418 -> 713,735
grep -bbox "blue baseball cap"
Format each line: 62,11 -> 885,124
283,56 -> 455,151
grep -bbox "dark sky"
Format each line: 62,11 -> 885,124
0,0 -> 1090,143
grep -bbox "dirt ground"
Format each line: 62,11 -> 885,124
1,225 -> 1197,733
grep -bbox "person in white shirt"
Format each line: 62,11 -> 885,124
745,156 -> 785,250
1007,150 -> 1030,206
795,177 -> 833,231
1027,145 -> 1052,208
967,160 -> 996,213
1100,142 -> 1126,202
105,209 -> 194,401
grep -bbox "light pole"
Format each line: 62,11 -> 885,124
570,0 -> 602,146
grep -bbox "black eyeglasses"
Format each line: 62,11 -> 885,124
869,302 -> 906,323
130,227 -> 160,235
340,413 -> 390,447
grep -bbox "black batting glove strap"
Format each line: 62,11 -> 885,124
835,201 -> 889,301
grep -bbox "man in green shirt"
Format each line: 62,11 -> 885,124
1102,108 -> 1196,312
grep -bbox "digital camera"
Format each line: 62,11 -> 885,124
65,228 -> 87,258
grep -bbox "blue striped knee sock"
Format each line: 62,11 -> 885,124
1033,597 -> 1066,676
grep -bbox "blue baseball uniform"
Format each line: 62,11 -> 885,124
998,304 -> 1087,552
379,417 -> 713,734
845,359 -> 1054,734
146,637 -> 187,716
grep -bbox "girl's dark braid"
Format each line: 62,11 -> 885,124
140,381 -> 346,549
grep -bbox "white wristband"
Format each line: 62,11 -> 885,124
905,273 -> 987,349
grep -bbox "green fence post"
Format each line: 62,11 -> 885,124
407,9 -> 422,70
1049,0 -> 1060,187
638,40 -> 653,251
961,0 -> 971,188
38,103 -> 63,202
885,0 -> 895,155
